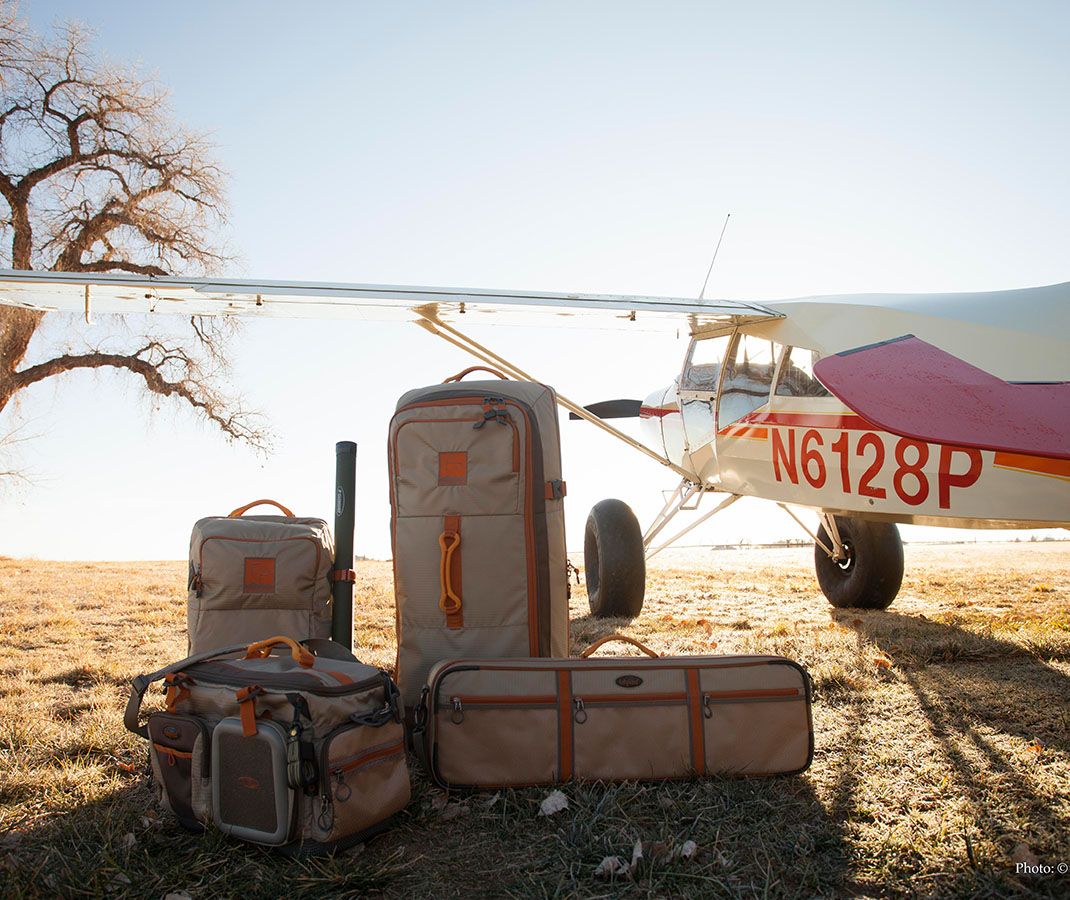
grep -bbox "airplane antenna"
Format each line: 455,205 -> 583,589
697,212 -> 731,301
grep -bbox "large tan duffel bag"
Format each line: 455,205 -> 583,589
124,635 -> 409,855
389,366 -> 570,711
413,635 -> 813,787
187,499 -> 335,654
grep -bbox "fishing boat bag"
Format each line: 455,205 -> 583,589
389,366 -> 570,712
124,636 -> 409,855
187,499 -> 336,654
412,635 -> 813,788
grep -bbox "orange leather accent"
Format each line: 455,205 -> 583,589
443,365 -> 508,382
244,636 -> 315,668
687,669 -> 706,776
153,742 -> 193,765
235,686 -> 261,737
329,569 -> 356,583
334,739 -> 406,774
243,557 -> 276,593
438,451 -> 468,485
580,634 -> 660,659
557,670 -> 573,781
439,516 -> 463,628
163,675 -> 190,712
543,480 -> 567,500
228,498 -> 294,517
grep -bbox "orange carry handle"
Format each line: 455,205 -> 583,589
443,366 -> 508,383
244,636 -> 315,668
228,498 -> 294,518
438,531 -> 462,615
580,634 -> 660,659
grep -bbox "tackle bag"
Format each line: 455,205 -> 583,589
187,499 -> 336,654
125,636 -> 410,854
412,635 -> 813,788
389,366 -> 570,711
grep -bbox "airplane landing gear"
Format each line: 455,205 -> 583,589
584,499 -> 646,618
814,515 -> 903,609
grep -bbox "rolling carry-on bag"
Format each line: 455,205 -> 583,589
187,499 -> 335,654
124,636 -> 410,854
389,366 -> 570,711
412,635 -> 813,787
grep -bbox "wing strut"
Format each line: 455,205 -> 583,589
415,309 -> 693,479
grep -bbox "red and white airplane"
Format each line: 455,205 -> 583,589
2,270 -> 1067,615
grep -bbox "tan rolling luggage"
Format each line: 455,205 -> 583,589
187,499 -> 335,654
413,635 -> 813,787
389,367 -> 570,710
124,636 -> 409,855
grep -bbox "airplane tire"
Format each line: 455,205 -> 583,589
584,499 -> 646,618
814,516 -> 903,610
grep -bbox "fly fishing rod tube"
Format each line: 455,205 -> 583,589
331,441 -> 357,649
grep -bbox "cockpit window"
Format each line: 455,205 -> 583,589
682,334 -> 729,391
775,346 -> 832,398
719,334 -> 780,426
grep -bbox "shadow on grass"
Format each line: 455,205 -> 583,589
851,610 -> 1070,892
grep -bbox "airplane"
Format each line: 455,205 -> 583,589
1,269 -> 1067,616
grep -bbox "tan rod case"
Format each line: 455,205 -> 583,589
413,635 -> 814,788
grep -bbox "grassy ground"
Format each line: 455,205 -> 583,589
0,543 -> 1068,898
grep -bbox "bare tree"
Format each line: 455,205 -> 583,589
0,4 -> 267,454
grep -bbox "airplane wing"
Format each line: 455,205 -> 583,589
813,335 -> 1070,461
0,269 -> 778,333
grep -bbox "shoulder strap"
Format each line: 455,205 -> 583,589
123,643 -> 249,738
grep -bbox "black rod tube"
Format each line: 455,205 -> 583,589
331,441 -> 357,649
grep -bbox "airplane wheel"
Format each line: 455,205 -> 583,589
584,499 -> 646,618
814,516 -> 903,609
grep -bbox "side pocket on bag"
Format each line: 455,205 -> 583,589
147,713 -> 211,831
311,720 -> 410,845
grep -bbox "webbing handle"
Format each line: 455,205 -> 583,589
438,531 -> 462,615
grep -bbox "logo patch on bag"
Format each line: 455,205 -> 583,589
238,775 -> 260,790
438,451 -> 468,485
163,725 -> 181,740
243,557 -> 276,592
616,675 -> 643,688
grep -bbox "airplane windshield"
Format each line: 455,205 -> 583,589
682,335 -> 728,391
719,334 -> 780,425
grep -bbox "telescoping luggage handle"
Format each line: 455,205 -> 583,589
228,498 -> 295,517
579,634 -> 660,659
443,365 -> 509,383
124,635 -> 314,739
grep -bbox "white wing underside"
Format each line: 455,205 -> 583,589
0,269 -> 777,333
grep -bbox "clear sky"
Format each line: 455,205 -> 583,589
1,1 -> 1067,559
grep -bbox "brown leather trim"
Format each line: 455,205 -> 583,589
573,692 -> 686,704
333,739 -> 406,774
448,694 -> 558,705
235,686 -> 260,737
705,688 -> 801,700
557,670 -> 573,781
152,742 -> 193,761
329,569 -> 357,583
444,515 -> 463,629
686,669 -> 705,776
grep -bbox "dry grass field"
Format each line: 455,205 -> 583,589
1,542 -> 1068,898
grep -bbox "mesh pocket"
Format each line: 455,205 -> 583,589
148,713 -> 210,831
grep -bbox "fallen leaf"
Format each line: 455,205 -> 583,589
679,839 -> 698,860
429,792 -> 449,812
630,839 -> 643,871
1012,842 -> 1039,868
483,792 -> 501,808
119,833 -> 136,851
594,856 -> 630,878
440,802 -> 468,821
852,618 -> 863,627
1025,739 -> 1044,755
539,789 -> 568,816
164,893 -> 192,900
873,656 -> 893,669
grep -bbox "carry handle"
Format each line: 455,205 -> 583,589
438,531 -> 462,615
229,498 -> 294,518
579,633 -> 660,659
443,365 -> 508,383
244,635 -> 316,668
